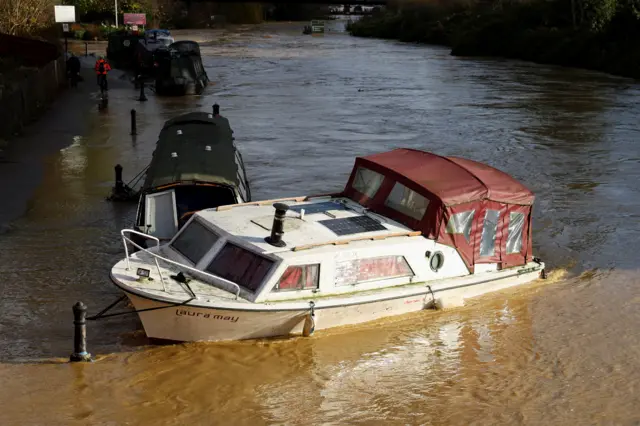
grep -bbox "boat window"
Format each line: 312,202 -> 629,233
352,167 -> 384,198
335,255 -> 413,286
479,209 -> 500,257
206,243 -> 274,292
384,182 -> 429,220
506,212 -> 525,254
446,210 -> 475,242
273,264 -> 320,292
170,220 -> 219,264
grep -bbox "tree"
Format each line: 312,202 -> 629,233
0,0 -> 55,35
573,0 -> 618,31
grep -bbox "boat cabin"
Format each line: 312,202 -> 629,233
134,111 -> 251,242
343,148 -> 535,272
153,148 -> 535,304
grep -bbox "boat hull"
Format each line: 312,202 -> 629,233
120,267 -> 542,342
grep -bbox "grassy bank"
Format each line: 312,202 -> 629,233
347,0 -> 640,79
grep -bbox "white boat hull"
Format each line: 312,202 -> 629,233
120,267 -> 542,343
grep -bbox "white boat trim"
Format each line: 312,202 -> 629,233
112,231 -> 544,312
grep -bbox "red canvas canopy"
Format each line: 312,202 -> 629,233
342,148 -> 535,272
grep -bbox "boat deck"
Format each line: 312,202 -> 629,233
199,196 -> 417,255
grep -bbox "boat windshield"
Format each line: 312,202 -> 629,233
206,242 -> 274,293
170,219 -> 219,265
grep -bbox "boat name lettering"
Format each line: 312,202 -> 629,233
175,309 -> 239,322
404,298 -> 422,304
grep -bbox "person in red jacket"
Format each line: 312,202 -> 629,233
94,56 -> 112,92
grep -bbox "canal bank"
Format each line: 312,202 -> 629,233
0,23 -> 640,425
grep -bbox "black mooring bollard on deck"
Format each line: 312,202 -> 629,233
70,302 -> 92,362
130,109 -> 137,135
138,80 -> 148,102
114,164 -> 124,193
212,103 -> 220,116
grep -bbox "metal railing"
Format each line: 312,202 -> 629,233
119,229 -> 242,300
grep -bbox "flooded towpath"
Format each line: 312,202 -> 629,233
1,21 -> 640,425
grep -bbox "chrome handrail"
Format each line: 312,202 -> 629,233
119,229 -> 242,300
121,230 -> 166,292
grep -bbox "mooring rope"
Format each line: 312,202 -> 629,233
87,295 -> 195,321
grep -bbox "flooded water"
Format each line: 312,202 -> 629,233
1,21 -> 640,424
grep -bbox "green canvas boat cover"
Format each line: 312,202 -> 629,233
142,112 -> 241,190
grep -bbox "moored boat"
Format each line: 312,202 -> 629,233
109,148 -> 545,343
134,30 -> 175,77
153,41 -> 209,96
117,108 -> 251,248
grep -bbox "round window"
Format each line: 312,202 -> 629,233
123,39 -> 131,47
430,251 -> 444,272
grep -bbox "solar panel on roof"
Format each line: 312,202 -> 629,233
319,216 -> 387,236
288,201 -> 346,216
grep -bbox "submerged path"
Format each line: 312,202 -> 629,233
0,22 -> 639,425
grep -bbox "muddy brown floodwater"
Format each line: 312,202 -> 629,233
1,21 -> 640,425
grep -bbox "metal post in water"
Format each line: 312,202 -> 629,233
114,164 -> 124,193
70,302 -> 92,362
138,80 -> 148,102
130,109 -> 137,135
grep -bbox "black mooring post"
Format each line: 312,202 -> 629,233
70,302 -> 92,362
85,42 -> 88,57
130,109 -> 137,135
138,80 -> 148,102
115,164 -> 124,193
213,103 -> 220,116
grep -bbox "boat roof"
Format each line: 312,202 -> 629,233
143,112 -> 241,190
196,197 -> 419,255
169,41 -> 201,55
355,148 -> 534,206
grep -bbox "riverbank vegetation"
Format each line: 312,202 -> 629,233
347,0 -> 640,79
0,1 -> 328,38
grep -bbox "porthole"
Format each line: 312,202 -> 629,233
430,251 -> 444,272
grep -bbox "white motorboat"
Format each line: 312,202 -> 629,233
109,148 -> 545,343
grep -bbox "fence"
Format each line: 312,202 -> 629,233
0,35 -> 66,140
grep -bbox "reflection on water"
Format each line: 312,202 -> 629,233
0,21 -> 640,424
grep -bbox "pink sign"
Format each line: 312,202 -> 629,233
123,13 -> 146,25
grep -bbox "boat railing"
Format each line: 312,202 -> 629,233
120,229 -> 241,300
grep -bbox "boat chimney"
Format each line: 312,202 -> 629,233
213,103 -> 220,117
265,203 -> 289,247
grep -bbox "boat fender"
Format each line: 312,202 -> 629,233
302,301 -> 316,337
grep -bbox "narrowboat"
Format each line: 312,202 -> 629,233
109,148 -> 545,343
128,109 -> 250,248
153,40 -> 209,96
